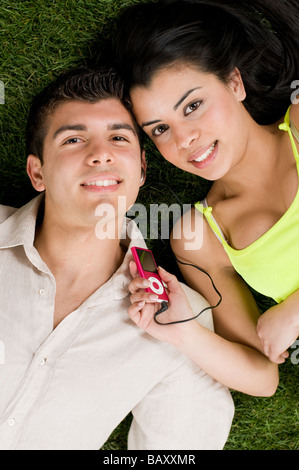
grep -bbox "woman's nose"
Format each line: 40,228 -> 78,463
175,125 -> 200,150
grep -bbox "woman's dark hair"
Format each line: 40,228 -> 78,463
115,0 -> 299,124
26,66 -> 144,163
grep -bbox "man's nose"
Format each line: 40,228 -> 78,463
86,141 -> 114,165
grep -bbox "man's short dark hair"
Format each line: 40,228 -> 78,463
26,66 -> 144,163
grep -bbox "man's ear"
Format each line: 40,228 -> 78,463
26,155 -> 46,192
228,67 -> 246,102
140,149 -> 147,187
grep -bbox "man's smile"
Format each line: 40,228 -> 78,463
81,173 -> 122,191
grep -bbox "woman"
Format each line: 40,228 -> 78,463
114,0 -> 299,394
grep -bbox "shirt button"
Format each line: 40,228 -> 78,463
7,418 -> 15,426
38,289 -> 47,296
39,358 -> 47,365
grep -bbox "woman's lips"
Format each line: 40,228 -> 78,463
189,141 -> 218,169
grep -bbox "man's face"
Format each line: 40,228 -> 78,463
27,98 -> 146,229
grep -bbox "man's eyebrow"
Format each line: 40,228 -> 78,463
53,122 -> 137,139
141,87 -> 202,128
108,123 -> 136,135
53,124 -> 87,140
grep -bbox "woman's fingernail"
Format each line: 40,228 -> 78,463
149,294 -> 159,301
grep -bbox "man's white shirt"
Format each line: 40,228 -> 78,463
0,195 -> 234,450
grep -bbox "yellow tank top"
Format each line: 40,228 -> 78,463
195,107 -> 299,303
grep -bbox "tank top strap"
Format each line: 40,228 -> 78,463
194,200 -> 228,246
278,106 -> 299,160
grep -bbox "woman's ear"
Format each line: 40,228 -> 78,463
26,155 -> 46,192
228,67 -> 246,102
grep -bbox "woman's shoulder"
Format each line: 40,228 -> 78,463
290,102 -> 299,131
170,205 -> 230,269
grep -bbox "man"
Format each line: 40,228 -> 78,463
0,67 -> 234,450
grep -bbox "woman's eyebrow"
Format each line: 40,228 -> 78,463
141,87 -> 202,128
173,87 -> 202,110
141,119 -> 161,129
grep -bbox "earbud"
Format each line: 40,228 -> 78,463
140,168 -> 145,184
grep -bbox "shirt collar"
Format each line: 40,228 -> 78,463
0,194 -> 44,249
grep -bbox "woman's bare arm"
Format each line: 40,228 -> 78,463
128,208 -> 279,396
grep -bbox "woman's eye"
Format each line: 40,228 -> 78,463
184,100 -> 202,116
152,124 -> 169,137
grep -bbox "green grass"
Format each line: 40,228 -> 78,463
0,0 -> 298,451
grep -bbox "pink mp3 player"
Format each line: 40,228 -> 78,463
131,247 -> 169,303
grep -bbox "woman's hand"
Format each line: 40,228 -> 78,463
128,262 -> 198,346
257,301 -> 299,363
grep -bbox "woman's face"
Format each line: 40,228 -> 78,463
130,64 -> 247,181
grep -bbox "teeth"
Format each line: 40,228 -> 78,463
85,180 -> 118,187
194,142 -> 216,162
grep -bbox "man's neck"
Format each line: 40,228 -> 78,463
34,209 -> 127,329
34,211 -> 126,287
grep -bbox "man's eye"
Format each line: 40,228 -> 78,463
64,137 -> 83,144
112,136 -> 128,142
152,124 -> 169,137
184,100 -> 202,116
